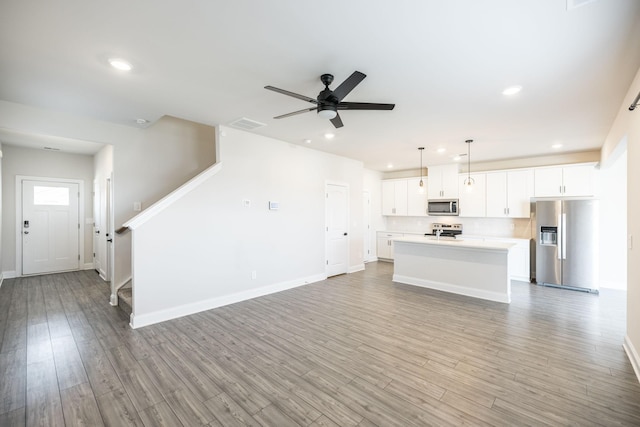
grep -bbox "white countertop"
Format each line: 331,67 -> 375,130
393,235 -> 516,251
378,230 -> 530,243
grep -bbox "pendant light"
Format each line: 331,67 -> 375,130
463,139 -> 474,192
418,147 -> 425,194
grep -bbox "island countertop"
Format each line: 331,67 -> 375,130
393,235 -> 516,252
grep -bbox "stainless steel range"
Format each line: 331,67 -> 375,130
425,223 -> 463,238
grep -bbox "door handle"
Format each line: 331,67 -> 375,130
95,230 -> 100,234
107,238 -> 113,243
24,231 -> 29,234
343,233 -> 348,236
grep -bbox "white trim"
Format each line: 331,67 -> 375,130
623,335 -> 640,384
124,162 -> 222,230
0,273 -> 3,289
15,175 -> 85,277
392,274 -> 511,304
130,273 -> 326,329
83,263 -> 94,270
348,263 -> 365,273
2,271 -> 17,279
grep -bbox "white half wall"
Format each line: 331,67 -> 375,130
129,126 -> 364,327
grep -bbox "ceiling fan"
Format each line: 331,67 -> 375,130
265,71 -> 395,128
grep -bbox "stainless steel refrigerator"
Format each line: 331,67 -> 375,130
535,199 -> 599,293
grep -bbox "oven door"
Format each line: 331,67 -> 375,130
427,199 -> 459,216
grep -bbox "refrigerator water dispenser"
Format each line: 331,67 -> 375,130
540,226 -> 557,245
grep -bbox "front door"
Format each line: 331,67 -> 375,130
22,180 -> 80,275
326,183 -> 348,277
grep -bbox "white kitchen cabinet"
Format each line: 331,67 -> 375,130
377,232 -> 404,260
406,177 -> 428,216
534,164 -> 595,197
427,164 -> 459,199
382,180 -> 408,216
486,169 -> 533,218
458,173 -> 486,217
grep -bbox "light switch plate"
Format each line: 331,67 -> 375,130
133,202 -> 142,212
269,201 -> 279,210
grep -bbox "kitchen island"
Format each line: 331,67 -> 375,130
392,236 -> 515,303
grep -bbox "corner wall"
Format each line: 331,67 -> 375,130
129,126 -> 364,327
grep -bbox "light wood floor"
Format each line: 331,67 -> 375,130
1,262 -> 639,426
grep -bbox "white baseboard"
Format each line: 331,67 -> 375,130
348,263 -> 365,273
83,263 -> 94,270
110,293 -> 118,306
3,271 -> 17,279
0,273 -> 3,289
392,274 -> 511,304
130,273 -> 327,329
623,335 -> 640,384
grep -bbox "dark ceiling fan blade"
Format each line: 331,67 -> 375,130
337,102 -> 395,110
331,71 -> 366,102
264,86 -> 318,104
330,113 -> 344,128
273,107 -> 317,119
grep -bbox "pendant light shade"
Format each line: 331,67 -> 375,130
464,139 -> 474,192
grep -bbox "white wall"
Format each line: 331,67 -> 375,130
602,64 -> 640,381
363,168 -> 385,259
598,147 -> 627,289
113,116 -> 216,287
0,143 -> 3,284
129,126 -> 364,326
1,145 -> 94,275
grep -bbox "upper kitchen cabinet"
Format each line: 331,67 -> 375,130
427,164 -> 459,199
406,177 -> 428,216
382,179 -> 408,216
458,173 -> 486,217
534,164 -> 596,197
486,169 -> 534,218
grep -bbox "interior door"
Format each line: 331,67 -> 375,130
22,180 -> 80,275
326,184 -> 348,277
363,190 -> 371,262
93,179 -> 102,274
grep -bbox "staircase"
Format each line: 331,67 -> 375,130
117,280 -> 132,316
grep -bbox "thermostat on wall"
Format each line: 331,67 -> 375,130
269,201 -> 279,210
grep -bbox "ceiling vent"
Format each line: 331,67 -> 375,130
228,117 -> 266,130
566,0 -> 597,10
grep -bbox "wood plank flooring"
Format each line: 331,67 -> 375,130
0,262 -> 639,426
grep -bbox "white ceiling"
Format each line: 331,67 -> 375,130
1,0 -> 639,170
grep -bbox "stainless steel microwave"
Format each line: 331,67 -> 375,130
427,199 -> 459,216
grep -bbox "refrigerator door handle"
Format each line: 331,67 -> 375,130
557,213 -> 563,260
561,213 -> 567,260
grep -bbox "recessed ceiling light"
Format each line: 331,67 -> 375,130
135,118 -> 149,125
437,148 -> 446,154
502,85 -> 522,96
453,155 -> 462,161
552,143 -> 563,149
109,58 -> 132,71
324,133 -> 335,140
304,139 -> 312,144
387,163 -> 393,169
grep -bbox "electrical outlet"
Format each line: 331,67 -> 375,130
133,202 -> 142,212
251,270 -> 257,280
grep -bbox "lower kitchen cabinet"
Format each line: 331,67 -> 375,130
377,232 -> 404,260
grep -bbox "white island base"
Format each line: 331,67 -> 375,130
392,237 -> 515,304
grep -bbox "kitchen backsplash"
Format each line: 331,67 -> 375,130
384,216 -> 534,239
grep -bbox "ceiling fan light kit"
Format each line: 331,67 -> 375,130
265,71 -> 395,128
